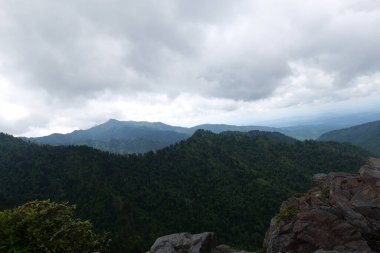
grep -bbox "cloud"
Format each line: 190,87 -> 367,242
0,0 -> 380,135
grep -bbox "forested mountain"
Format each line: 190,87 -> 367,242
25,119 -> 280,154
278,124 -> 339,140
25,119 -> 335,154
189,124 -> 278,133
27,119 -> 190,154
318,120 -> 380,156
27,117 -> 380,154
1,130 -> 371,252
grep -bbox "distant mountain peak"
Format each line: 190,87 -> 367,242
26,118 -> 376,154
106,118 -> 120,123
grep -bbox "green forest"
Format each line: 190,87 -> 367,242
318,120 -> 380,156
0,200 -> 108,253
0,130 -> 371,252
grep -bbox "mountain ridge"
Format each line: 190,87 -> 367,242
25,119 -> 286,154
24,118 -> 356,154
0,130 -> 371,252
318,120 -> 380,156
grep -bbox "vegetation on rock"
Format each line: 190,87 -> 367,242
275,204 -> 299,224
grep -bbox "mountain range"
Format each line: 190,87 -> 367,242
25,119 -> 281,154
318,120 -> 380,156
25,114 -> 380,154
0,130 -> 371,252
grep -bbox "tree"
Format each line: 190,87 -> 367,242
0,200 -> 109,253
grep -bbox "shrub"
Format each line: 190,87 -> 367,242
275,204 -> 299,224
321,187 -> 330,199
292,192 -> 305,198
0,200 -> 109,253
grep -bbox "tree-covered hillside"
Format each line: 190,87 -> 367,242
318,120 -> 380,156
28,118 -> 379,155
27,119 -> 190,154
0,200 -> 108,253
0,131 -> 371,252
26,119 -> 281,154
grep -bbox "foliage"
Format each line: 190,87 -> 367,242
0,200 -> 108,253
27,119 -> 190,154
275,205 -> 299,224
26,119 -> 334,154
321,187 -> 330,199
292,192 -> 305,198
0,131 -> 370,252
318,120 -> 380,156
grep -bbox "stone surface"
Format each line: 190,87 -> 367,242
263,158 -> 380,253
147,232 -> 214,253
147,232 -> 255,253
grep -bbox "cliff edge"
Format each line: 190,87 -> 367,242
263,158 -> 380,253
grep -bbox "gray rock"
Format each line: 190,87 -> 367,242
214,244 -> 255,253
359,158 -> 380,190
263,158 -> 380,253
313,173 -> 327,187
147,232 -> 255,253
215,244 -> 234,253
313,251 -> 370,253
148,232 -> 214,253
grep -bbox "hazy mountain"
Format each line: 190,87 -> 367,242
318,120 -> 380,156
27,119 -> 190,154
25,115 -> 380,154
1,131 -> 370,252
279,125 -> 339,140
26,120 -> 283,154
266,112 -> 380,139
266,112 -> 380,129
315,112 -> 380,128
190,124 -> 279,133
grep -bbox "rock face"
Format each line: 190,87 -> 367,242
147,232 -> 255,253
147,232 -> 214,253
263,158 -> 380,253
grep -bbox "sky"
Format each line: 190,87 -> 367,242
1,0 -> 380,137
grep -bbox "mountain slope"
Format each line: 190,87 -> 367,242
190,124 -> 279,133
27,119 -> 365,154
28,119 -> 190,154
318,120 -> 380,155
25,119 -> 327,154
1,131 -> 371,252
279,124 -> 340,140
26,120 -> 283,154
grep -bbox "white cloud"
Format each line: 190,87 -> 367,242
0,0 -> 380,136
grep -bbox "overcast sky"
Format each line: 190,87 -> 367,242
1,0 -> 380,136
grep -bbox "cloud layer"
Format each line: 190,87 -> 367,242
1,0 -> 380,136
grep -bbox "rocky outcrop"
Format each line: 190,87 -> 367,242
263,158 -> 380,253
146,232 -> 255,253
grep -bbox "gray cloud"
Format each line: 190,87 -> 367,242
1,0 -> 380,135
2,0 -> 380,99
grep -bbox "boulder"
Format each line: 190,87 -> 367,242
214,244 -> 255,253
147,232 -> 214,253
147,232 -> 255,253
359,158 -> 380,190
313,173 -> 327,188
263,158 -> 380,253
